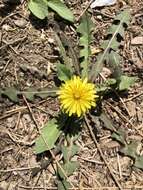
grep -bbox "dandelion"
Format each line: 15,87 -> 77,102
57,76 -> 98,117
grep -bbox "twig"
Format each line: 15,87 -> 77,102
106,101 -> 143,137
0,12 -> 19,26
0,60 -> 11,81
1,129 -> 34,146
79,156 -> 104,165
0,100 -> 47,120
84,115 -> 123,190
117,154 -> 122,179
32,172 -> 41,190
77,0 -> 94,21
0,167 -> 39,173
18,185 -> 143,189
42,171 -> 47,190
18,185 -> 57,190
0,37 -> 27,50
112,90 -> 131,117
123,92 -> 143,103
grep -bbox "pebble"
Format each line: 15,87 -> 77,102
14,19 -> 27,28
2,24 -> 12,31
131,36 -> 143,45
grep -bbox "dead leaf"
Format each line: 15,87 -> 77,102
91,47 -> 102,55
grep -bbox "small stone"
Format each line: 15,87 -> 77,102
136,107 -> 142,122
131,36 -> 143,45
126,101 -> 136,117
2,24 -> 12,31
48,37 -> 55,44
101,67 -> 112,78
14,19 -> 27,28
0,181 -> 9,190
97,15 -> 102,20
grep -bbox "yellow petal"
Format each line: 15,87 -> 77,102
57,75 -> 98,117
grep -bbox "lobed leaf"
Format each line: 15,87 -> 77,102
1,87 -> 19,102
62,144 -> 79,161
54,32 -> 73,74
90,9 -> 131,81
77,13 -> 94,78
0,87 -> 57,102
23,87 -> 36,101
111,128 -> 126,145
120,140 -> 143,170
58,161 -> 79,179
36,87 -> 58,98
57,63 -> 72,82
134,156 -> 143,170
96,78 -> 117,93
99,112 -> 116,132
57,180 -> 71,190
120,140 -> 138,158
107,50 -> 122,79
118,75 -> 137,91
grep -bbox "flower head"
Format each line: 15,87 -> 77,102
57,76 -> 98,117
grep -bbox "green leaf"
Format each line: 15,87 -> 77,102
106,78 -> 117,85
22,87 -> 57,100
108,50 -> 122,79
62,145 -> 79,161
111,128 -> 126,145
90,9 -> 131,81
2,87 -> 19,102
118,75 -> 137,91
99,112 -> 116,132
36,87 -> 58,98
57,180 -> 71,190
0,87 -> 57,103
77,13 -> 94,78
47,0 -> 74,22
34,119 -> 62,154
101,38 -> 119,50
134,156 -> 143,170
58,161 -> 79,179
120,140 -> 138,158
23,87 -> 36,101
96,78 -> 117,93
28,0 -> 48,19
115,9 -> 131,26
54,32 -> 73,74
57,63 -> 72,82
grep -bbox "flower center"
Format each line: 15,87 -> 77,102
73,92 -> 81,100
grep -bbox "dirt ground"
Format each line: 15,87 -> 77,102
0,0 -> 143,189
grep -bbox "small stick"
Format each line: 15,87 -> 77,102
117,154 -> 122,179
0,166 -> 39,173
84,115 -> 123,190
106,101 -> 143,137
123,92 -> 143,103
77,0 -> 94,21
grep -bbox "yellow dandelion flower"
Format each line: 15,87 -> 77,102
57,76 -> 98,117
